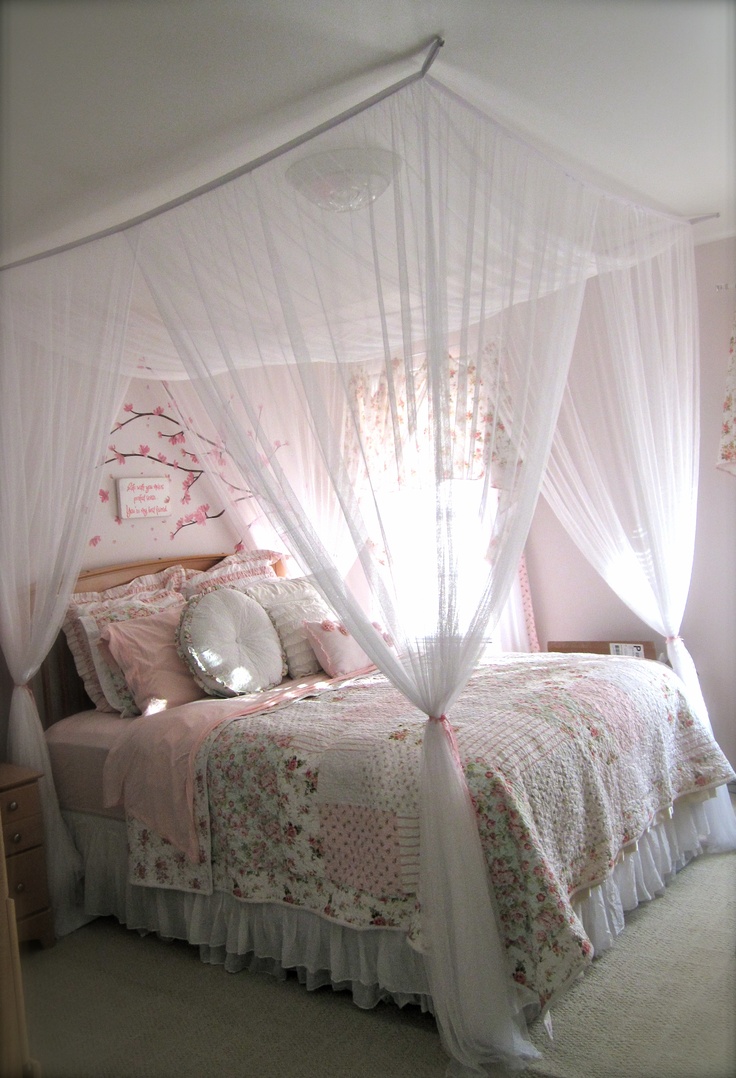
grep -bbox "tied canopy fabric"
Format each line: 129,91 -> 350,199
0,239 -> 136,934
3,69 -> 732,1076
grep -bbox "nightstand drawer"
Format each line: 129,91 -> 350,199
0,778 -> 41,823
3,813 -> 44,856
6,845 -> 50,920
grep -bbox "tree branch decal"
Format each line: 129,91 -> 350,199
97,395 -> 286,547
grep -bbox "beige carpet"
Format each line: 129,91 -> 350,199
20,850 -> 736,1078
519,850 -> 736,1078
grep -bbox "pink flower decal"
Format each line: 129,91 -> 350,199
139,444 -> 150,456
98,488 -> 109,503
89,535 -> 101,547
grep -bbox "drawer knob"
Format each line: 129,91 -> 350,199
11,832 -> 22,844
14,882 -> 25,894
8,800 -> 18,812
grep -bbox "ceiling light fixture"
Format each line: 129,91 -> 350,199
286,147 -> 400,212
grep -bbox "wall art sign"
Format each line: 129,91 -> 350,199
117,476 -> 172,519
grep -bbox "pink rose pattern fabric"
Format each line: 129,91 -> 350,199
122,655 -> 734,1013
717,314 -> 736,475
303,619 -> 376,677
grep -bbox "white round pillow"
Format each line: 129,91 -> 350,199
177,588 -> 287,696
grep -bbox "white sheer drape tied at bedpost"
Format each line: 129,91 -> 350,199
542,221 -> 736,850
419,713 -> 537,1074
0,236 -> 136,935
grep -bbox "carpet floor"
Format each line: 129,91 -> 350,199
19,850 -> 736,1078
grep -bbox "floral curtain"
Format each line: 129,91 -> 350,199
344,342 -> 514,491
716,313 -> 736,475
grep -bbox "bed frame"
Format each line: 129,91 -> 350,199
35,554 -> 287,728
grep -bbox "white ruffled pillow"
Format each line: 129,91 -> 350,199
177,588 -> 287,696
182,549 -> 283,598
244,578 -> 332,678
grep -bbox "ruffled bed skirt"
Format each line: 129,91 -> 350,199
61,790 -> 731,1020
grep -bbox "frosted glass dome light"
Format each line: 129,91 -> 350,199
286,147 -> 399,212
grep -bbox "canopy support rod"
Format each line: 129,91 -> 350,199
1,36 -> 445,272
689,212 -> 720,224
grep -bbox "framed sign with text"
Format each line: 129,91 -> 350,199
117,476 -> 172,519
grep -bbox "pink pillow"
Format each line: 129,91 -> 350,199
63,565 -> 188,712
100,606 -> 205,715
303,619 -> 376,678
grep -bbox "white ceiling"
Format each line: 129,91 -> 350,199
2,0 -> 734,268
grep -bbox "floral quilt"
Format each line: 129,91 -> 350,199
111,654 -> 735,1011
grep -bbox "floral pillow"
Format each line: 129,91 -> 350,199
302,619 -> 377,678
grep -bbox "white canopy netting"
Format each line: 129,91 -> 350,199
2,73 -> 735,1076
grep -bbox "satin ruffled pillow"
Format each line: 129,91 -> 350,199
177,588 -> 287,696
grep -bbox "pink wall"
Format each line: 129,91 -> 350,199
525,236 -> 736,767
682,238 -> 736,767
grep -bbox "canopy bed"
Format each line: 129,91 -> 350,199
41,551 -> 736,1071
2,41 -> 736,1077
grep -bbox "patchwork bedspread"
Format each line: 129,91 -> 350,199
103,653 -> 735,1010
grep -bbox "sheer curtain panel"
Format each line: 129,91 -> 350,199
0,238 -> 135,934
542,221 -> 736,848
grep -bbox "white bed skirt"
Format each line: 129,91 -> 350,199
61,791 -> 729,1021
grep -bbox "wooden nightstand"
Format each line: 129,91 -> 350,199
0,763 -> 55,948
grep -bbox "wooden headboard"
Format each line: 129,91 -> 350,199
75,554 -> 231,594
34,554 -> 287,728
